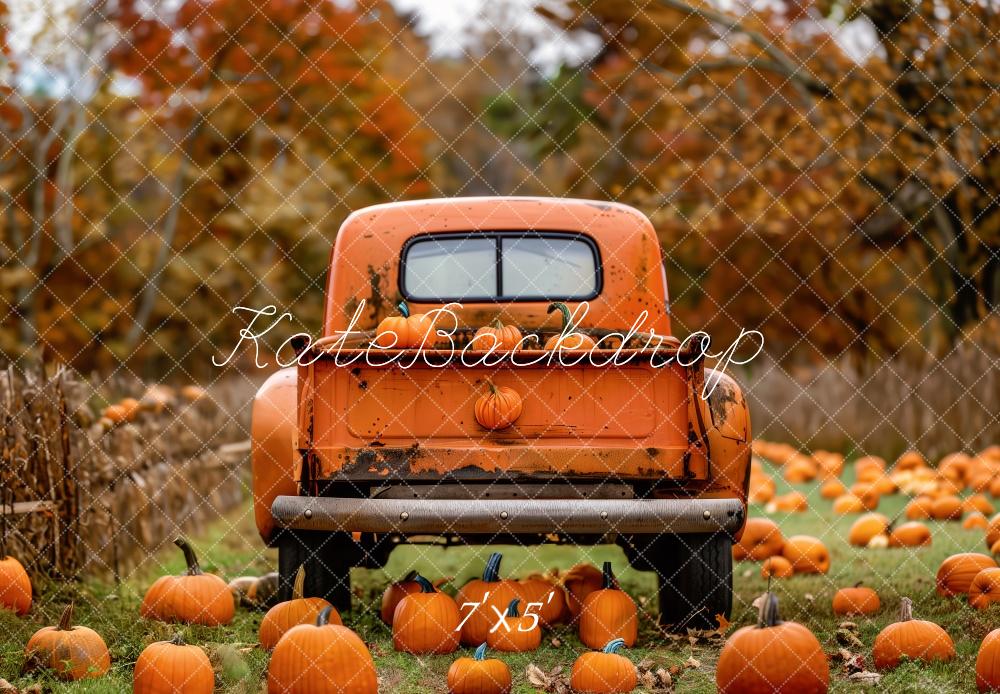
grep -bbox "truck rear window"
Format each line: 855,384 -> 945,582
401,232 -> 600,301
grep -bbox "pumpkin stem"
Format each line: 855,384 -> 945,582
602,561 -> 617,590
317,606 -> 336,627
174,537 -> 203,576
757,593 -> 782,629
414,574 -> 436,593
401,570 -> 418,582
898,597 -> 914,622
854,580 -> 864,588
492,318 -> 504,330
506,598 -> 521,618
57,602 -> 74,631
397,301 -> 410,318
483,552 -> 503,582
484,380 -> 499,396
292,565 -> 306,601
547,302 -> 574,332
169,633 -> 186,646
602,638 -> 626,654
474,642 -> 488,661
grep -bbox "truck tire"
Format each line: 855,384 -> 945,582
651,532 -> 732,631
277,530 -> 353,611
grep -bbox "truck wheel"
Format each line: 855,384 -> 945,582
277,530 -> 352,611
652,533 -> 732,631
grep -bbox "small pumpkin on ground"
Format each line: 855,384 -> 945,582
447,643 -> 511,694
374,301 -> 435,349
966,495 -> 996,516
543,302 -> 596,351
832,583 -> 880,616
976,628 -> 1000,693
987,513 -> 1000,549
931,495 -> 964,520
781,535 -> 830,574
872,597 -> 955,669
888,521 -> 933,548
141,538 -> 234,626
936,553 -> 998,597
832,494 -> 865,515
819,478 -> 848,500
969,568 -> 1000,610
578,562 -> 637,649
563,563 -> 604,623
23,603 -> 110,681
380,570 -> 421,625
518,572 -> 566,627
967,513 -> 991,530
0,555 -> 31,615
456,553 -> 523,646
486,598 -> 541,652
761,556 -> 794,579
905,496 -> 935,520
766,491 -> 808,513
134,633 -> 213,694
733,518 -> 784,561
470,319 -> 523,352
393,574 -> 461,654
570,638 -> 638,694
474,381 -> 523,430
716,593 -> 829,694
848,513 -> 890,547
267,606 -> 377,694
260,566 -> 337,650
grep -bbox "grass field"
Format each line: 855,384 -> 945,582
1,462 -> 996,692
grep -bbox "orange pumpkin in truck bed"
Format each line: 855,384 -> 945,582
250,197 -> 752,630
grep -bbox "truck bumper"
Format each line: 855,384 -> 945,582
271,495 -> 745,535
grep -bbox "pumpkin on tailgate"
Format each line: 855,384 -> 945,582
781,536 -> 830,574
456,553 -> 522,646
393,574 -> 461,654
937,553 -> 998,597
141,538 -> 234,626
447,643 -> 512,694
268,607 -> 377,694
470,319 -> 524,352
486,598 -> 541,652
578,562 -> 637,649
260,567 -> 337,650
474,382 -> 523,430
872,598 -> 955,669
23,603 -> 110,681
716,593 -> 828,694
544,302 -> 595,351
733,518 -> 784,561
888,521 -> 932,548
134,634 -> 214,694
519,572 -> 567,627
374,302 -> 434,349
570,638 -> 638,694
0,555 -> 31,615
832,583 -> 880,616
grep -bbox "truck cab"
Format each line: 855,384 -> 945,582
251,197 -> 751,630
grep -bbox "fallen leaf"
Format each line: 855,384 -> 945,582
849,671 -> 882,686
684,656 -> 701,669
715,613 -> 731,632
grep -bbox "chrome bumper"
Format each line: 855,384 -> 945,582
271,496 -> 744,535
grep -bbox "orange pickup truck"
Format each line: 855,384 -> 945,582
251,197 -> 751,629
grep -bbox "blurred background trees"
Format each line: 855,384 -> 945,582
1,0 -> 997,377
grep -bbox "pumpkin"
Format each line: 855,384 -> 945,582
848,513 -> 890,547
447,643 -> 512,694
716,593 -> 828,694
931,495 -> 964,520
987,513 -> 1000,549
748,474 -> 776,503
848,483 -> 881,510
380,570 -> 421,625
102,404 -> 128,423
141,537 -> 234,626
393,574 -> 461,654
872,597 -> 955,669
814,450 -> 844,477
180,384 -> 206,402
977,628 -> 1000,692
563,562 -> 604,622
260,566 -> 337,650
486,598 -> 541,652
937,553 -> 998,596
134,633 -> 214,694
967,495 -> 996,516
832,583 -> 880,616
456,553 -> 523,646
570,638 -> 637,694
119,397 -> 141,421
969,568 -> 1000,610
819,478 -> 848,500
374,301 -> 434,349
474,382 -> 523,430
268,606 -> 377,694
733,518 -> 784,561
543,302 -> 595,351
966,513 -> 991,530
470,319 -> 523,352
781,535 -> 830,574
888,521 -> 932,548
0,555 -> 31,615
905,496 -> 935,520
765,491 -> 808,513
761,556 -> 794,579
783,459 -> 818,483
832,494 -> 865,515
518,572 -> 567,627
578,562 -> 637,649
23,603 -> 110,680
893,451 -> 924,471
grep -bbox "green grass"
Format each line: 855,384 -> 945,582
1,462 -> 995,692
